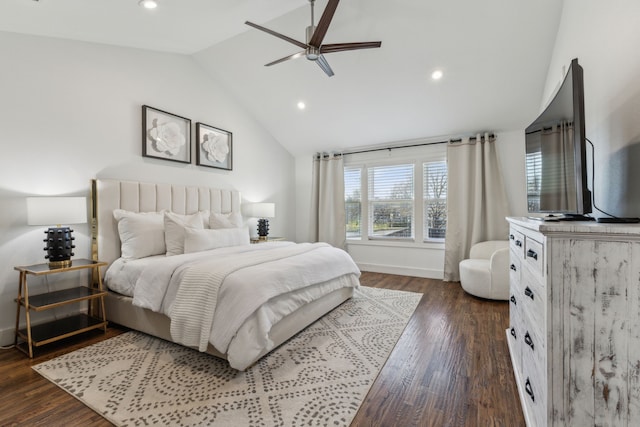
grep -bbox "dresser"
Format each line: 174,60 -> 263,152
506,217 -> 640,426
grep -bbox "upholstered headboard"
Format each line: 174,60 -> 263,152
91,179 -> 241,268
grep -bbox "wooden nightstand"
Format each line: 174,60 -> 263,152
250,236 -> 285,244
14,258 -> 108,358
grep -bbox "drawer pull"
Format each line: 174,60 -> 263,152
524,286 -> 534,300
510,327 -> 517,339
525,378 -> 535,402
510,295 -> 517,305
524,331 -> 535,350
526,249 -> 538,260
515,240 -> 523,248
509,234 -> 515,240
510,264 -> 517,271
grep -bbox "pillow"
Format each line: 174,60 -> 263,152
113,210 -> 165,259
184,227 -> 250,253
164,211 -> 205,256
209,211 -> 243,229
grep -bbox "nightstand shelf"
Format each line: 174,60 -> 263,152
250,236 -> 285,244
17,286 -> 107,311
14,258 -> 108,358
16,314 -> 105,350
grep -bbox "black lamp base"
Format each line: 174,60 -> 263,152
257,218 -> 270,240
43,227 -> 76,269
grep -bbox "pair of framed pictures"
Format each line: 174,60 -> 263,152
142,105 -> 232,171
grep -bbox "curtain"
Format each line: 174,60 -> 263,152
309,152 -> 346,249
443,133 -> 510,281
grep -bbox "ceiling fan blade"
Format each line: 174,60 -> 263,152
245,21 -> 308,49
265,51 -> 306,67
308,0 -> 340,48
321,41 -> 382,54
315,54 -> 335,77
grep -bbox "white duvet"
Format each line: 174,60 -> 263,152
105,242 -> 360,369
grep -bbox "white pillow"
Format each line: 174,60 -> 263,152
113,210 -> 165,259
209,212 -> 243,229
184,227 -> 250,253
164,212 -> 205,256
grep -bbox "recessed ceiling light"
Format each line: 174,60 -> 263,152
139,0 -> 158,9
431,70 -> 443,80
297,101 -> 306,110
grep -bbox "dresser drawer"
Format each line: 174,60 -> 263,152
509,229 -> 525,258
524,236 -> 544,277
509,252 -> 521,288
520,267 -> 545,331
521,345 -> 547,427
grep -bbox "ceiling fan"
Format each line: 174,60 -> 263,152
245,0 -> 381,77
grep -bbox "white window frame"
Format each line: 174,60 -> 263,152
343,143 -> 447,248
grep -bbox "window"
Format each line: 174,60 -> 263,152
345,167 -> 362,238
344,143 -> 447,243
423,161 -> 447,240
368,164 -> 414,239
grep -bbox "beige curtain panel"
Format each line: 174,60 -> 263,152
443,133 -> 510,282
309,152 -> 346,249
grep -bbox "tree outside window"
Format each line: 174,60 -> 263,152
424,162 -> 447,240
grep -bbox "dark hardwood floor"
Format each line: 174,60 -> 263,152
0,272 -> 524,426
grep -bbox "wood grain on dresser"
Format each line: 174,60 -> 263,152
507,217 -> 640,426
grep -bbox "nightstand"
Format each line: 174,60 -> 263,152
250,236 -> 285,244
14,258 -> 108,358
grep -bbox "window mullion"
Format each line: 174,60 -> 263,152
414,160 -> 424,242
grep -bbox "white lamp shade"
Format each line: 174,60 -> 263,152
27,197 -> 88,225
242,202 -> 275,218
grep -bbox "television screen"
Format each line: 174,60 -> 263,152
525,58 -> 591,216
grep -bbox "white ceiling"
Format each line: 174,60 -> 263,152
0,0 -> 564,156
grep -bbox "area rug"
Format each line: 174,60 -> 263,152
33,286 -> 421,426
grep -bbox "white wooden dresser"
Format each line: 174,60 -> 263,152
506,217 -> 640,426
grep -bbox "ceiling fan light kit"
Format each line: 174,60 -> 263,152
245,0 -> 381,77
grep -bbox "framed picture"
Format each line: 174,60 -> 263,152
196,122 -> 233,171
142,105 -> 191,164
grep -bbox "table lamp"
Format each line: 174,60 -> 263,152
243,202 -> 275,240
27,197 -> 87,268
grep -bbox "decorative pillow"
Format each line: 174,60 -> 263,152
164,211 -> 205,256
184,227 -> 250,253
209,211 -> 243,229
113,210 -> 165,259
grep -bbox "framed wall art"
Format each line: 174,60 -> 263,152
196,122 -> 232,171
142,105 -> 191,164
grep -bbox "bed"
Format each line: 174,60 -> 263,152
91,178 -> 360,370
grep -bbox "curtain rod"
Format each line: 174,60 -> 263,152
343,133 -> 495,156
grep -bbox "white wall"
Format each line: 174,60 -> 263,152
0,32 -> 295,346
294,130 -> 528,279
542,0 -> 640,217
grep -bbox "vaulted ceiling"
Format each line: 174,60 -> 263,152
0,0 -> 563,156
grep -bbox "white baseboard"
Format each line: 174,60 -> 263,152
356,262 -> 444,280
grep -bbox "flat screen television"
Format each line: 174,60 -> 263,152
525,58 -> 592,219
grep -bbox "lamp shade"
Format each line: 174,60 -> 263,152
27,197 -> 87,225
242,202 -> 275,219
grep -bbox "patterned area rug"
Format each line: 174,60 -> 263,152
33,287 -> 421,426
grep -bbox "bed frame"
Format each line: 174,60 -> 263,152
91,178 -> 354,365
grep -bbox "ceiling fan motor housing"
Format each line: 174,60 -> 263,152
305,26 -> 319,60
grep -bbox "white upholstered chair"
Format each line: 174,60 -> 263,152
459,240 -> 509,300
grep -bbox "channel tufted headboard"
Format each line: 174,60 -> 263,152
91,179 -> 241,268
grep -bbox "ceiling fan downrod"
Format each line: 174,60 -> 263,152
306,0 -> 319,60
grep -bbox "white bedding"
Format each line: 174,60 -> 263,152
104,242 -> 360,370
